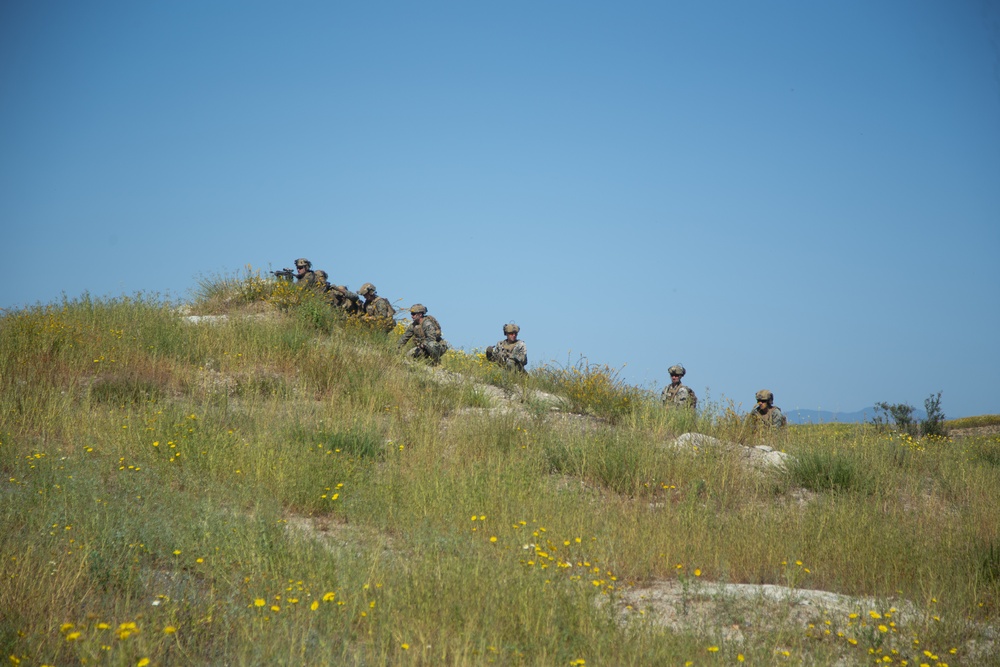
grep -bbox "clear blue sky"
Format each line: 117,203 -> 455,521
2,1 -> 998,418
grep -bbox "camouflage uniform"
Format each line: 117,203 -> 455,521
748,389 -> 787,428
398,304 -> 447,365
294,258 -> 320,287
485,324 -> 528,372
314,270 -> 360,313
358,283 -> 396,332
661,364 -> 697,410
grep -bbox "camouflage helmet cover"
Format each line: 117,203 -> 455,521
294,258 -> 311,269
755,389 -> 774,403
314,270 -> 328,282
409,303 -> 427,315
358,282 -> 377,296
503,323 -> 520,335
668,364 -> 686,377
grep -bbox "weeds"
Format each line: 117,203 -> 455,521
787,450 -> 874,493
1,279 -> 997,666
534,356 -> 645,423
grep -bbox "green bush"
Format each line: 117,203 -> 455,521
787,450 -> 874,494
533,357 -> 645,424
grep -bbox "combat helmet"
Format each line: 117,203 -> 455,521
314,270 -> 329,282
755,389 -> 774,403
503,323 -> 520,335
358,282 -> 377,296
294,258 -> 312,269
409,304 -> 427,315
668,364 -> 686,377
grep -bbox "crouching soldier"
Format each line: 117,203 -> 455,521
357,283 -> 396,332
397,304 -> 447,365
485,323 -> 528,372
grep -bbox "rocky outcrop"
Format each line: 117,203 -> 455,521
667,432 -> 793,472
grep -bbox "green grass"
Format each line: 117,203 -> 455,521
2,274 -> 998,666
787,449 -> 875,494
946,414 -> 1000,429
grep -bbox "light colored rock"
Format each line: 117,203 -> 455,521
183,314 -> 229,324
667,432 -> 793,471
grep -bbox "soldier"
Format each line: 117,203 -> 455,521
315,270 -> 360,313
397,304 -> 447,365
485,323 -> 528,372
748,389 -> 787,428
357,283 -> 396,332
661,364 -> 697,410
294,258 -> 320,286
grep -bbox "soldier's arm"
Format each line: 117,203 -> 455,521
511,341 -> 528,366
398,326 -> 414,348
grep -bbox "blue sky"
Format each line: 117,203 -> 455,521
2,1 -> 998,418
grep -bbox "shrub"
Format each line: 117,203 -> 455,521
193,265 -> 279,311
787,450 -> 873,494
873,401 -> 917,436
89,371 -> 165,405
534,357 -> 644,424
921,391 -> 947,437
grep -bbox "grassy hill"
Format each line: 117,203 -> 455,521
2,271 -> 998,666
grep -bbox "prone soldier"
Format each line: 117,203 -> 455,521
314,270 -> 361,314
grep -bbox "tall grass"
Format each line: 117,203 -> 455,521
2,274 -> 998,665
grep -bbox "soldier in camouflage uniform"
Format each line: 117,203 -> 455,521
314,270 -> 360,314
294,258 -> 320,287
357,283 -> 396,332
397,304 -> 447,365
748,389 -> 787,428
661,364 -> 697,410
485,323 -> 528,372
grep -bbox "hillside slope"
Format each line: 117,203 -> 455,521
2,287 -> 998,666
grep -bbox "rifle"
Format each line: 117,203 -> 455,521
272,268 -> 294,280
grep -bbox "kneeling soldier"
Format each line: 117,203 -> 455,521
486,323 -> 528,372
357,283 -> 396,332
397,304 -> 447,365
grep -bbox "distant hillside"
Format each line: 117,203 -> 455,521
786,407 -> 928,425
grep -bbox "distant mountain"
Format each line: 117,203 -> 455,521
785,407 -> 928,425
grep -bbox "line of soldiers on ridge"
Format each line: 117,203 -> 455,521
275,258 -> 527,372
276,258 -> 782,428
